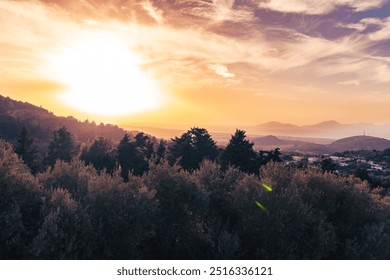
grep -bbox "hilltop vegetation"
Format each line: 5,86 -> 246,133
1,96 -> 390,259
0,95 -> 127,150
1,134 -> 390,259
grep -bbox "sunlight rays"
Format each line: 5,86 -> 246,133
46,32 -> 163,116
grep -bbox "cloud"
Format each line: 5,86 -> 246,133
82,19 -> 101,26
336,17 -> 387,32
315,56 -> 390,84
208,64 -> 236,78
338,79 -> 361,86
258,0 -> 388,15
209,0 -> 255,23
141,1 -> 165,24
367,17 -> 390,41
2,0 -> 390,97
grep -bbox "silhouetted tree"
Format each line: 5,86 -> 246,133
135,132 -> 154,160
46,127 -> 77,166
117,134 -> 133,181
15,127 -> 40,173
168,127 -> 218,171
258,148 -> 282,167
321,158 -> 337,173
155,139 -> 167,164
222,129 -> 258,174
354,168 -> 372,184
80,137 -> 116,174
117,133 -> 148,180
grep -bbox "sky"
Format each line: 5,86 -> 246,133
1,0 -> 390,130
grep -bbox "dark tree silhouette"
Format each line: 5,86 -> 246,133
46,126 -> 77,166
258,148 -> 282,167
117,133 -> 133,181
354,168 -> 372,184
117,133 -> 149,180
155,139 -> 167,164
383,148 -> 390,157
168,127 -> 218,171
80,137 -> 116,174
135,132 -> 155,160
15,127 -> 40,173
321,158 -> 337,173
222,129 -> 258,174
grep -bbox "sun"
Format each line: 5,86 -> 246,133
47,32 -> 162,116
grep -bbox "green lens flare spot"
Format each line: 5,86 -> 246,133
255,200 -> 267,211
261,183 -> 273,192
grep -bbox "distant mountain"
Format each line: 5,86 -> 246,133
251,134 -> 390,153
257,121 -> 299,130
252,135 -> 286,147
329,136 -> 390,152
250,135 -> 333,153
0,95 -> 128,149
302,120 -> 342,130
252,120 -> 390,139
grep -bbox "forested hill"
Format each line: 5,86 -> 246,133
0,95 -> 127,147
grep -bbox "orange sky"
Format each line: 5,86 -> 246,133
1,0 -> 390,130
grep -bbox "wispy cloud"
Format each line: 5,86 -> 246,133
2,0 -> 390,125
142,1 -> 165,24
208,64 -> 236,78
338,79 -> 361,86
258,0 -> 389,15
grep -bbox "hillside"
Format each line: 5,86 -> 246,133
251,134 -> 390,153
252,120 -> 390,139
0,95 -> 128,148
251,135 -> 333,153
329,135 -> 390,152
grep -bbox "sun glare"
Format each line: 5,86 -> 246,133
47,32 -> 162,116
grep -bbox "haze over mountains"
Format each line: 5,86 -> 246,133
251,135 -> 390,154
251,120 -> 390,139
2,95 -> 390,154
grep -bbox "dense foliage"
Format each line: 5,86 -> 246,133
1,134 -> 390,260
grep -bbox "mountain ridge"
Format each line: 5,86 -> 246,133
252,134 -> 390,153
0,95 -> 128,148
253,120 -> 390,139
2,95 -> 390,153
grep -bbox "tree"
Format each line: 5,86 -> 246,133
354,168 -> 372,184
117,134 -> 133,181
258,148 -> 282,167
222,129 -> 258,174
15,127 -> 40,173
383,148 -> 390,156
321,158 -> 337,173
155,139 -> 167,164
168,127 -> 218,171
117,133 -> 149,180
0,139 -> 43,259
80,137 -> 116,174
135,132 -> 154,160
46,126 -> 77,166
32,188 -> 80,259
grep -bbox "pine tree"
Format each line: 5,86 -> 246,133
80,137 -> 116,174
222,129 -> 258,174
168,127 -> 218,171
155,139 -> 167,164
46,126 -> 77,166
117,133 -> 149,180
15,127 -> 40,173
